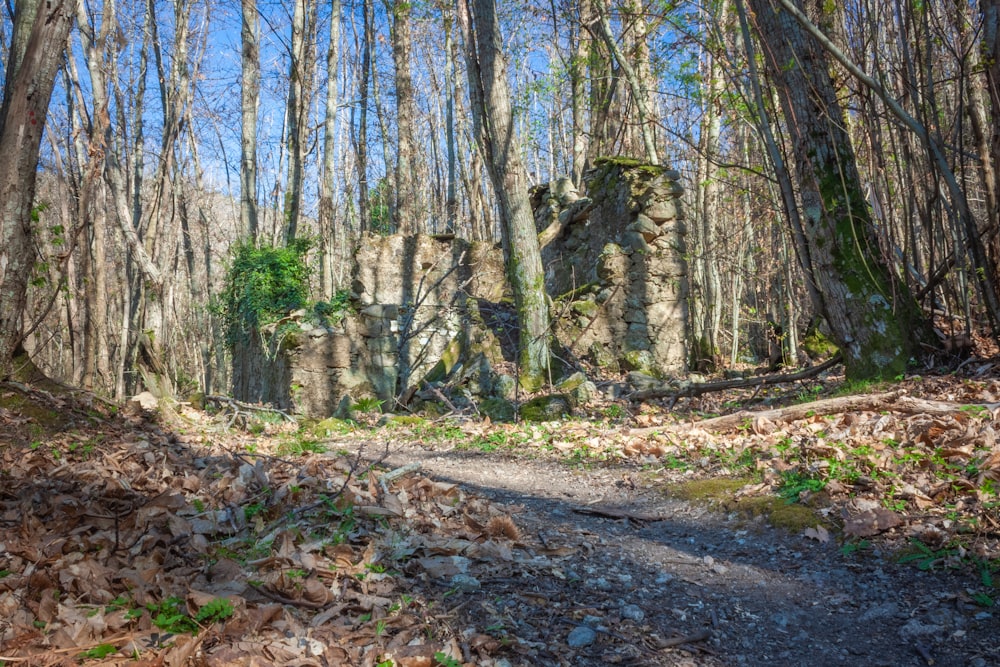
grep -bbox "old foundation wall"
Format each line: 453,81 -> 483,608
233,160 -> 688,417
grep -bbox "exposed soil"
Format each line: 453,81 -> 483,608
337,435 -> 999,667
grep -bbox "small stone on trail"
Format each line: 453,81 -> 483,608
621,604 -> 645,621
450,573 -> 481,592
567,625 -> 597,647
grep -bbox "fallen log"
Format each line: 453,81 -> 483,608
627,355 -> 842,402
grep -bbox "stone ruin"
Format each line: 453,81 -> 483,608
233,158 -> 689,417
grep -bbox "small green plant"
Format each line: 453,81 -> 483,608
840,539 -> 871,557
777,472 -> 825,504
433,652 -> 462,667
351,397 -> 385,413
275,435 -> 327,456
148,597 -> 198,634
147,597 -> 233,635
79,644 -> 118,660
603,404 -> 624,419
897,539 -> 951,571
244,501 -> 266,521
194,598 -> 235,624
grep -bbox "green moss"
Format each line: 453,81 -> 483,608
519,394 -> 573,422
802,327 -> 838,360
382,415 -> 428,427
0,392 -> 63,430
665,477 -> 826,534
570,299 -> 599,318
667,477 -> 749,502
480,397 -> 516,422
519,371 -> 547,393
308,417 -> 355,438
424,337 -> 463,383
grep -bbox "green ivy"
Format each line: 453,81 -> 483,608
215,239 -> 313,347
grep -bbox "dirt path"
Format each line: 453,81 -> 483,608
347,439 -> 998,667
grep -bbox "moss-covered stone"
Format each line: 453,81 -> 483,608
519,371 -> 548,393
570,299 -> 600,318
519,394 -> 573,422
802,327 -> 838,360
622,349 -> 655,374
424,337 -> 463,383
480,397 -> 516,422
555,371 -> 596,404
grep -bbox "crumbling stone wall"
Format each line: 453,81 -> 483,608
535,158 -> 688,376
235,159 -> 688,417
237,234 -> 508,415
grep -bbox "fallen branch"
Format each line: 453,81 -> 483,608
204,394 -> 295,424
572,506 -> 670,523
647,391 -> 1000,434
628,355 -> 842,402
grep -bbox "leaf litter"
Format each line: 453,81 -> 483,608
0,368 -> 999,666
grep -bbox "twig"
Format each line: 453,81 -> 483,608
656,628 -> 713,649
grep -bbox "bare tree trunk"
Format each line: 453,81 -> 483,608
357,0 -> 372,233
443,3 -> 458,233
459,0 -> 551,389
0,0 -> 75,379
318,0 -> 342,298
390,0 -> 418,234
570,0 -> 590,186
241,0 -> 260,240
283,0 -> 315,243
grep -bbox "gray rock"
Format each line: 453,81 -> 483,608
621,604 -> 645,622
449,573 -> 481,592
566,625 -> 597,648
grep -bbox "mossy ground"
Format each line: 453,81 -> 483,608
665,477 -> 827,534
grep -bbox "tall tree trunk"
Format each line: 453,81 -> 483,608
443,4 -> 458,233
748,0 -> 929,379
390,0 -> 418,234
357,0 -> 372,232
459,0 -> 551,390
319,0 -> 342,298
283,0 -> 314,243
569,0 -> 591,186
240,0 -> 260,240
0,0 -> 75,379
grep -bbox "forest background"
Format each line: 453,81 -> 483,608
1,0 -> 998,401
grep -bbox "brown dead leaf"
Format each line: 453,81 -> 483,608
803,525 -> 830,543
843,509 -> 903,537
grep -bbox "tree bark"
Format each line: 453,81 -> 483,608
0,0 -> 75,380
318,0 -> 342,298
748,0 -> 929,380
283,0 -> 315,243
390,0 -> 418,234
240,0 -> 260,240
458,0 -> 551,389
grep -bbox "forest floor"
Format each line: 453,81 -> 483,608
1,362 -> 999,666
